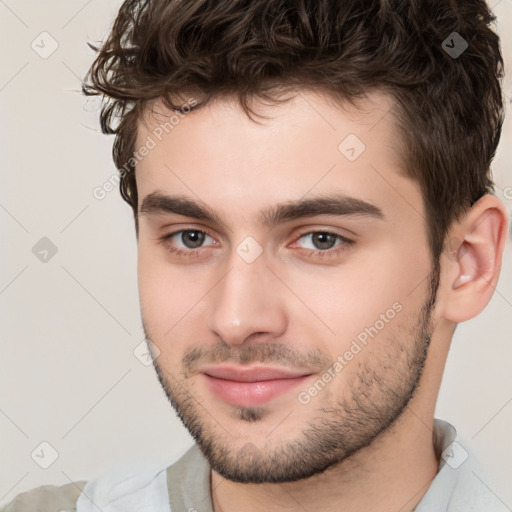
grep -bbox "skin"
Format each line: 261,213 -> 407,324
134,89 -> 509,512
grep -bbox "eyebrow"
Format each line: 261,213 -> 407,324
139,191 -> 385,227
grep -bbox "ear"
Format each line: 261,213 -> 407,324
439,194 -> 509,323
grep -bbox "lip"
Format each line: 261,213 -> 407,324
201,365 -> 311,382
200,365 -> 314,407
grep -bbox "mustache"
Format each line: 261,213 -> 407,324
182,340 -> 331,375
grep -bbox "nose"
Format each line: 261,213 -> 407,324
206,249 -> 288,346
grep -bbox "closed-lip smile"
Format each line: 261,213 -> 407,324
199,364 -> 314,407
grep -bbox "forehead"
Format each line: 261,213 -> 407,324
134,89 -> 420,224
137,89 -> 402,158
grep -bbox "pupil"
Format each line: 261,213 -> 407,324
313,233 -> 336,250
183,230 -> 205,248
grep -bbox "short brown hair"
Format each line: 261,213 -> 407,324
83,0 -> 504,260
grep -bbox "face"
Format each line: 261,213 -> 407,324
135,90 -> 439,483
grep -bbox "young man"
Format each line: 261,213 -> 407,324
3,0 -> 509,511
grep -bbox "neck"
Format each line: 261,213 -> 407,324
210,406 -> 439,512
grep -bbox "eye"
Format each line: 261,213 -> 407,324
292,231 -> 353,258
297,232 -> 341,250
159,229 -> 217,256
173,230 -> 214,249
158,228 -> 353,261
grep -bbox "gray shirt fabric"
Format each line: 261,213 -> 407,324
1,419 -> 509,512
0,482 -> 88,512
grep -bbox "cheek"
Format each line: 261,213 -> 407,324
294,240 -> 430,344
137,255 -> 203,370
137,242 -> 194,339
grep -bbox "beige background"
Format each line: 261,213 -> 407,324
1,0 -> 511,507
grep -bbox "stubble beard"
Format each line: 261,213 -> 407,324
147,264 -> 440,483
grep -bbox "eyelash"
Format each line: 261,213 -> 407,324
158,228 -> 354,260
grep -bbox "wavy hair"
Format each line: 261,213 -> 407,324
82,0 -> 504,259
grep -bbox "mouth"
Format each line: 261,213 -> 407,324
200,364 -> 314,408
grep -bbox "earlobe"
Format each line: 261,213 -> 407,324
442,194 -> 509,323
